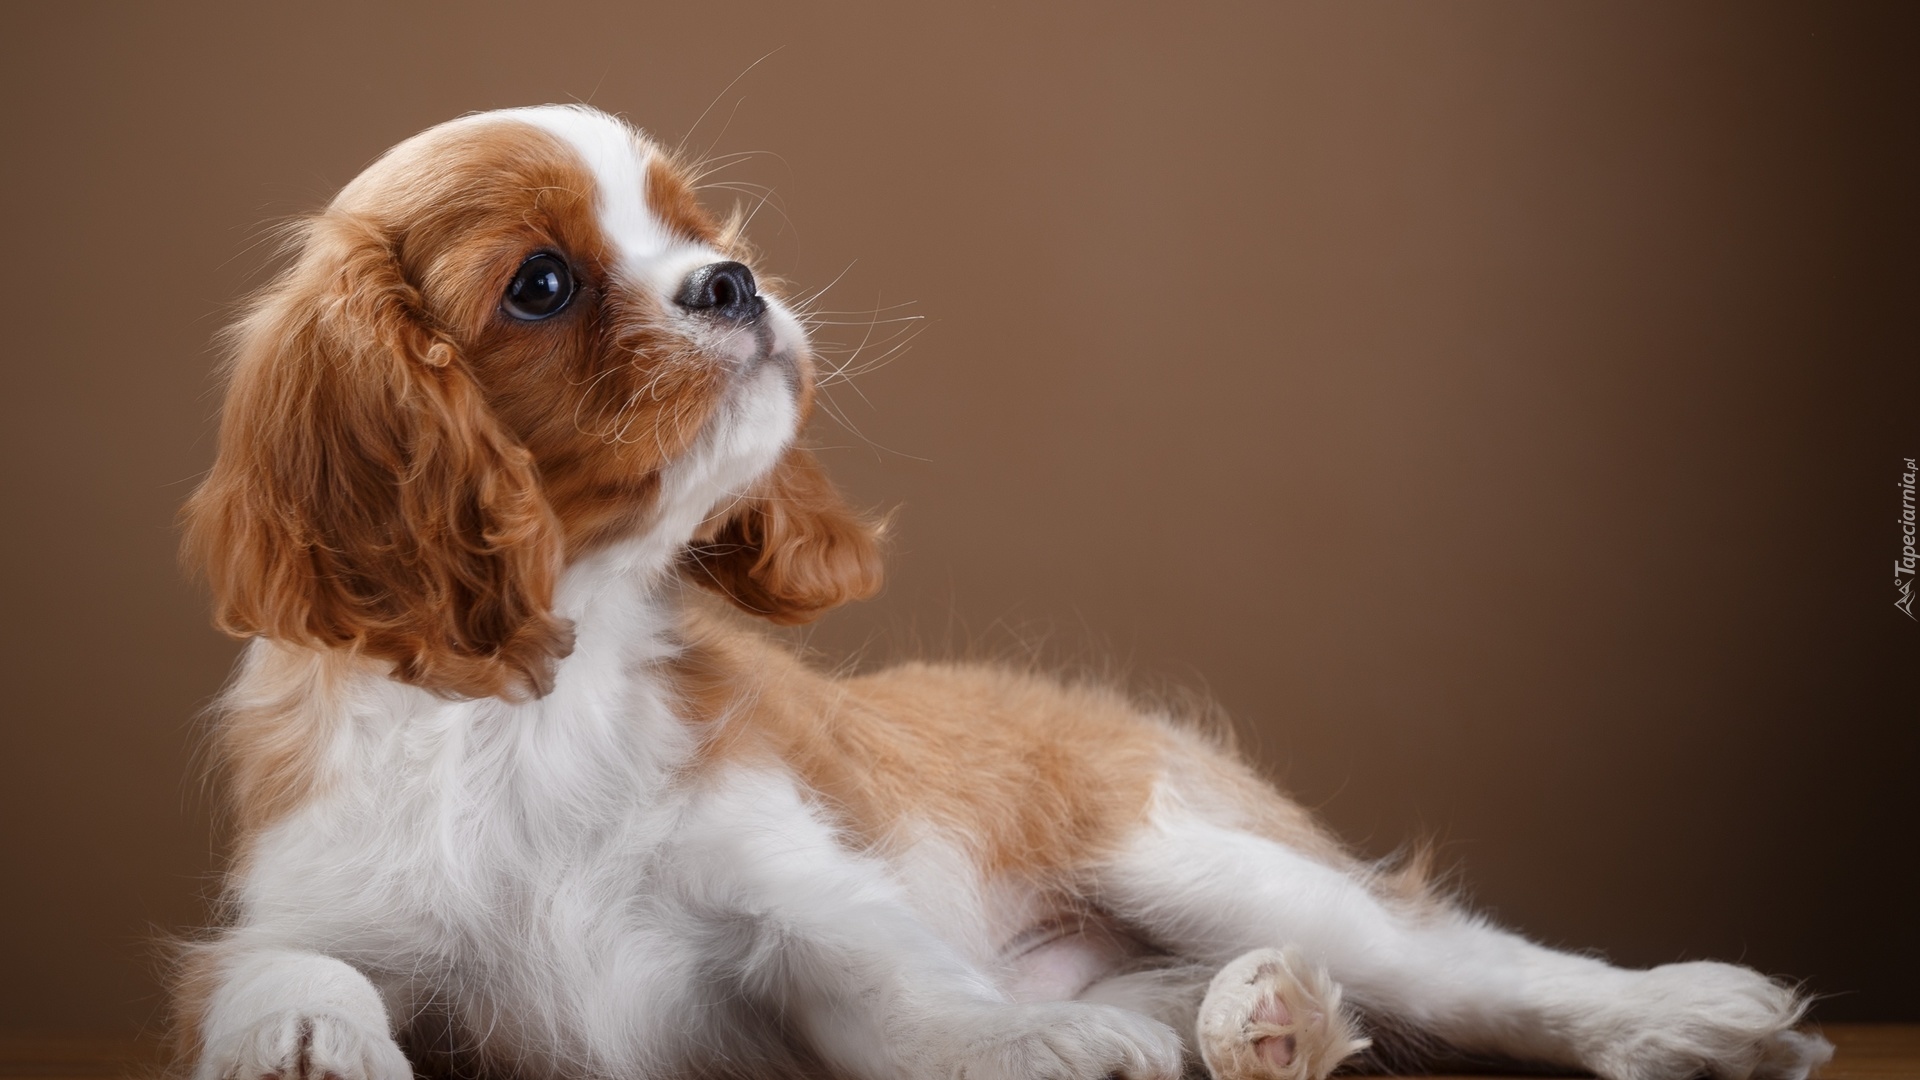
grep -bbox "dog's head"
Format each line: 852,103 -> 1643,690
183,106 -> 882,701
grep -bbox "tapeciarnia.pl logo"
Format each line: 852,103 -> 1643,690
1898,457 -> 1917,619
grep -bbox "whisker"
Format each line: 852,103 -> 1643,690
683,150 -> 766,187
801,315 -> 926,329
673,49 -> 784,163
787,261 -> 860,311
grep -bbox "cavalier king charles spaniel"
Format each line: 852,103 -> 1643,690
177,105 -> 1830,1080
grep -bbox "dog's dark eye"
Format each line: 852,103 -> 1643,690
503,253 -> 574,321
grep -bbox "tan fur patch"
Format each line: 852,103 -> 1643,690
674,632 -> 1155,878
673,603 -> 1349,882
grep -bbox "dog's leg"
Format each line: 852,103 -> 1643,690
1096,806 -> 1832,1080
187,947 -> 412,1080
677,770 -> 1186,1080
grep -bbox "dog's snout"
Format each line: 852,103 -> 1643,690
676,261 -> 765,322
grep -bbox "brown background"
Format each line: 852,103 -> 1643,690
3,0 -> 1915,1040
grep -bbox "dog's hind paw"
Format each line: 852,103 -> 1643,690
1579,961 -> 1832,1080
1196,947 -> 1369,1080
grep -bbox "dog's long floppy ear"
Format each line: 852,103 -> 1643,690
682,447 -> 885,624
182,213 -> 572,700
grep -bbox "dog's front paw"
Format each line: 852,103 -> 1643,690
940,1000 -> 1183,1080
1196,948 -> 1369,1080
1581,961 -> 1832,1080
196,1011 -> 411,1080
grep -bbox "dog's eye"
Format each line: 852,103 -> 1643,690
503,253 -> 575,321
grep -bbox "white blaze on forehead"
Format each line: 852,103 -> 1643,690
490,105 -> 710,294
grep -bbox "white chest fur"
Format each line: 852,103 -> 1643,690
224,549 -> 731,1062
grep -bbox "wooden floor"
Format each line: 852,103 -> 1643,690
1,1025 -> 1913,1080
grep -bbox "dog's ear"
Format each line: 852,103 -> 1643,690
682,447 -> 885,624
182,213 -> 572,700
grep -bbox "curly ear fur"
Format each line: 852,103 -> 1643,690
182,212 -> 572,700
683,447 -> 885,624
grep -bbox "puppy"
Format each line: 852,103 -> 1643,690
177,105 -> 1830,1080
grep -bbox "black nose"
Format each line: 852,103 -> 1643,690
676,261 -> 765,322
